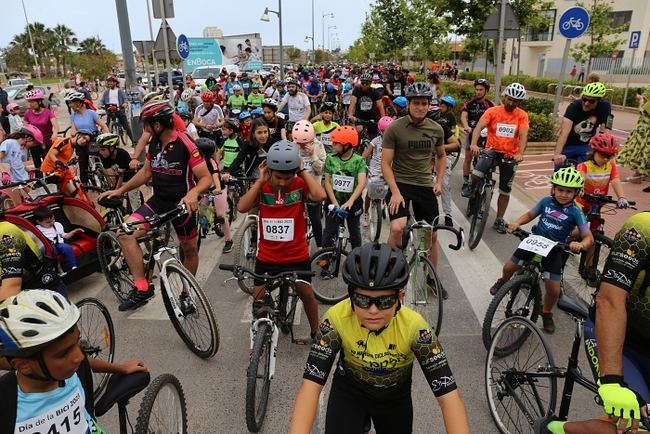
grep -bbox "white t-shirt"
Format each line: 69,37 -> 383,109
368,135 -> 383,177
36,222 -> 65,244
108,88 -> 119,105
186,122 -> 198,139
194,104 -> 224,129
282,92 -> 310,122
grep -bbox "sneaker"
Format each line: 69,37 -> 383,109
461,183 -> 474,198
222,239 -> 234,253
493,218 -> 507,234
119,287 -> 154,311
444,214 -> 453,227
489,278 -> 506,296
541,313 -> 555,334
361,213 -> 369,227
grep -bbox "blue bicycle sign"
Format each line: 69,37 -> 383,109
559,7 -> 590,39
177,34 -> 190,60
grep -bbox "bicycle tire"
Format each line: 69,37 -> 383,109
134,373 -> 188,434
75,298 -> 115,399
562,233 -> 613,304
277,284 -> 291,334
468,186 -> 492,250
160,261 -> 220,358
246,322 -> 273,433
406,253 -> 444,336
227,193 -> 237,224
482,273 -> 542,355
448,150 -> 461,171
96,231 -> 133,303
233,218 -> 258,295
366,199 -> 382,243
485,316 -> 557,434
310,247 -> 350,304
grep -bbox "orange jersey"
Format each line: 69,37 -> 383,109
41,137 -> 75,174
482,105 -> 529,156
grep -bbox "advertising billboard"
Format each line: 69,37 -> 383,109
219,34 -> 263,71
183,38 -> 223,71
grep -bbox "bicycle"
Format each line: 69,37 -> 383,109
222,176 -> 255,233
219,263 -> 313,433
233,213 -> 259,295
562,193 -> 636,303
364,175 -> 388,243
482,229 -> 572,353
485,290 -> 650,434
104,104 -> 128,146
96,204 -> 220,359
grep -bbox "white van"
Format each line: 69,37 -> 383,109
192,65 -> 240,88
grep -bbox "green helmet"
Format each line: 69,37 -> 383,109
582,82 -> 606,98
96,133 -> 120,148
143,91 -> 164,103
551,167 -> 584,188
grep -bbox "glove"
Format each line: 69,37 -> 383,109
598,377 -> 642,420
617,197 -> 629,208
55,160 -> 65,169
1,172 -> 11,185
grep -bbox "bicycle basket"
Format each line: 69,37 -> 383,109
367,177 -> 388,200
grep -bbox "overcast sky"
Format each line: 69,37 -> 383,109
2,0 -> 370,53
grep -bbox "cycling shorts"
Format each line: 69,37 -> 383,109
511,248 -> 563,282
472,148 -> 518,195
384,182 -> 439,225
253,259 -> 311,286
131,196 -> 197,241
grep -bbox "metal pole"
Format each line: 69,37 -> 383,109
146,0 -> 159,87
278,0 -> 284,80
622,47 -> 637,110
158,0 -> 173,102
494,0 -> 507,105
553,39 -> 572,119
115,0 -> 137,89
311,0 -> 315,63
20,0 -> 42,85
322,13 -> 325,51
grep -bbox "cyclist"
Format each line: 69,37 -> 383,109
247,83 -> 264,109
438,95 -> 458,135
361,115 -> 392,227
0,289 -> 148,434
340,80 -> 353,121
393,95 -> 408,118
41,129 -> 94,196
0,221 -> 67,300
0,126 -> 43,183
97,100 -> 212,311
462,82 -> 530,235
277,79 -> 311,122
227,85 -> 246,112
553,82 -> 612,169
382,82 -> 446,269
488,167 -> 593,334
218,119 -> 245,172
99,75 -> 134,144
194,91 -> 225,142
536,211 -> 650,434
311,102 -> 340,154
223,119 -> 270,180
460,79 -> 494,190
348,73 -> 385,135
261,98 -> 286,144
96,133 -> 133,189
236,141 -> 326,336
66,91 -> 108,139
179,111 -> 198,140
323,126 -> 367,250
305,75 -> 323,117
289,243 -> 470,434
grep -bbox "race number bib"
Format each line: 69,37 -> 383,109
262,218 -> 294,242
518,235 -> 557,257
302,157 -> 313,171
496,123 -> 517,138
320,133 -> 332,150
359,96 -> 373,111
14,387 -> 89,434
332,174 -> 355,193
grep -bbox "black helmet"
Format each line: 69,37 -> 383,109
405,82 -> 433,99
342,243 -> 409,291
195,137 -> 217,159
223,118 -> 240,133
360,73 -> 372,82
474,78 -> 490,91
320,101 -> 336,113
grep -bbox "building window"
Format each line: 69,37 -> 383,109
522,9 -> 556,42
609,11 -> 632,31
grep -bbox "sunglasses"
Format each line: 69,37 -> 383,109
582,97 -> 598,104
350,292 -> 399,310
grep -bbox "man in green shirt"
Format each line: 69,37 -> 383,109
227,85 -> 246,112
247,83 -> 264,109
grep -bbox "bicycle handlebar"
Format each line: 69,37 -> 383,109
219,263 -> 314,282
1,178 -> 47,190
117,204 -> 187,234
581,193 -> 636,208
511,229 -> 575,253
408,220 -> 464,251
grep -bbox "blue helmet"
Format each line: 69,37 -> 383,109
342,82 -> 352,92
440,95 -> 456,108
251,107 -> 263,116
327,83 -> 335,92
393,96 -> 407,108
239,111 -> 251,120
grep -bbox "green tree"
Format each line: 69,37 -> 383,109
407,0 -> 448,64
570,0 -> 626,74
2,44 -> 32,72
11,23 -> 54,76
78,36 -> 107,56
286,47 -> 302,62
374,0 -> 411,60
52,24 -> 77,76
69,50 -> 117,79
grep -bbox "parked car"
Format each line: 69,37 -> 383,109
191,65 -> 240,88
6,85 -> 53,115
7,78 -> 31,87
117,72 -> 148,88
158,70 -> 183,86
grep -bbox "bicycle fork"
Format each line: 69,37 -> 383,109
157,252 -> 187,319
250,318 -> 280,380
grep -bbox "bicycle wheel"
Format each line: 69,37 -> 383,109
160,261 -> 219,358
406,252 -> 444,336
482,273 -> 542,355
366,199 -> 382,243
246,322 -> 273,433
233,218 -> 258,295
562,233 -> 612,304
75,298 -> 115,399
468,186 -> 492,250
310,247 -> 349,304
134,373 -> 188,434
118,125 -> 128,147
485,317 -> 557,434
96,231 -> 133,303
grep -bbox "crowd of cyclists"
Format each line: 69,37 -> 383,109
0,60 -> 648,434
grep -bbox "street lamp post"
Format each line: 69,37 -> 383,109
311,0 -> 315,64
327,26 -> 337,51
304,36 -> 314,63
261,1 -> 284,79
321,12 -> 334,51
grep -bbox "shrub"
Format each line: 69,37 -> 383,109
528,112 -> 556,142
520,97 -> 553,115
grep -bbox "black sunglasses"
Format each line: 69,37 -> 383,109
582,97 -> 598,104
350,292 -> 399,310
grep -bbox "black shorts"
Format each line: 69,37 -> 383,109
384,182 -> 439,225
511,248 -> 563,282
472,148 -> 518,195
253,259 -> 311,286
132,196 -> 197,241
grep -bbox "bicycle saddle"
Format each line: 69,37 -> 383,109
557,292 -> 589,320
94,371 -> 151,417
98,196 -> 124,209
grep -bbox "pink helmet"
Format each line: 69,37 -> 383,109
378,116 -> 394,132
292,120 -> 315,145
25,89 -> 45,101
20,125 -> 44,144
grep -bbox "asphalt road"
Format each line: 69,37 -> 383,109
66,165 -> 607,434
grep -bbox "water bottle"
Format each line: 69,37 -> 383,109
327,204 -> 348,219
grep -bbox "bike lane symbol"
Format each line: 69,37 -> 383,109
558,7 -> 590,39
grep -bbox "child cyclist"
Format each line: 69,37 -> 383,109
0,289 -> 148,434
361,115 -> 392,226
289,243 -> 470,434
488,167 -> 594,334
311,102 -> 340,154
322,126 -> 367,249
236,141 -> 326,336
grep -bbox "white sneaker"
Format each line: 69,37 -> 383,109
361,213 -> 369,227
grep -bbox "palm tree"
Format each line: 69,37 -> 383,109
78,36 -> 106,56
52,24 -> 78,75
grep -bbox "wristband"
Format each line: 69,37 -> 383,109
599,375 -> 624,385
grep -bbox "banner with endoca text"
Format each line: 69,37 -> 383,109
183,38 -> 224,71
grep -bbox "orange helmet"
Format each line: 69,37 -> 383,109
330,126 -> 359,148
589,133 -> 619,156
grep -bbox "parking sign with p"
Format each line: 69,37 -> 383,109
630,31 -> 641,49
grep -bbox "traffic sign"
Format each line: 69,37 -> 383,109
630,31 -> 641,49
558,7 -> 590,39
177,34 -> 190,59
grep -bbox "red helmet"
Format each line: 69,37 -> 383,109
589,133 -> 619,156
201,91 -> 214,103
140,100 -> 175,123
330,126 -> 359,148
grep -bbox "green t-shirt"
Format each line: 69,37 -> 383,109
313,121 -> 339,154
324,152 -> 366,205
228,95 -> 246,110
247,93 -> 264,107
222,137 -> 241,168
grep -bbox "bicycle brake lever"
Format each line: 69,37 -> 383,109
224,276 -> 238,284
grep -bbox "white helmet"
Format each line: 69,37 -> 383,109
64,91 -> 85,102
504,82 -> 527,100
0,290 -> 80,357
181,88 -> 195,102
232,84 -> 243,91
